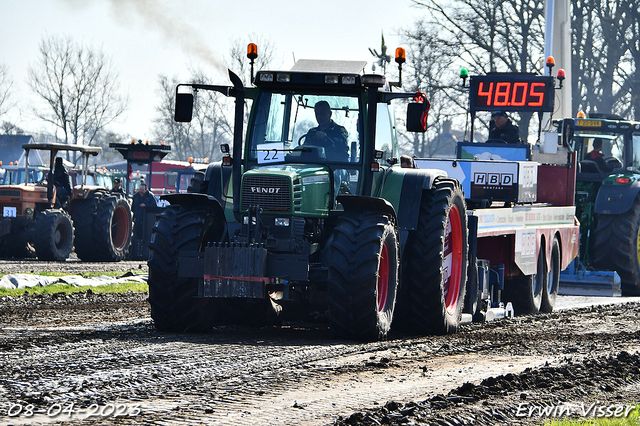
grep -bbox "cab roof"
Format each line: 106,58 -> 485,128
290,60 -> 367,74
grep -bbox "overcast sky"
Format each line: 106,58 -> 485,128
0,0 -> 423,141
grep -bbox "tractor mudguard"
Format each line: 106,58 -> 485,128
203,162 -> 232,200
594,180 -> 640,215
391,168 -> 447,231
160,193 -> 227,231
337,195 -> 398,224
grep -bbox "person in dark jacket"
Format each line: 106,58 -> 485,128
304,100 -> 349,161
53,157 -> 71,205
488,111 -> 523,144
110,177 -> 125,194
131,183 -> 156,240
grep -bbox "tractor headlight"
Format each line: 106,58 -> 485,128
25,207 -> 33,216
274,218 -> 290,227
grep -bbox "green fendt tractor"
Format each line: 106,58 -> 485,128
147,51 -> 470,340
561,114 -> 640,295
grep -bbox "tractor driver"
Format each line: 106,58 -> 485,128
304,101 -> 349,161
488,111 -> 523,144
585,138 -> 612,172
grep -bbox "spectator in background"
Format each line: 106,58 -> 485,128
132,183 -> 156,239
110,177 -> 124,194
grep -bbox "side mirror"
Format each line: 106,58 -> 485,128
174,93 -> 194,122
407,103 -> 427,132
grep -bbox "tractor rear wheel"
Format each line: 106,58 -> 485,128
148,204 -> 224,332
593,197 -> 640,295
505,241 -> 545,315
93,195 -> 132,261
71,193 -> 102,261
541,237 -> 560,313
33,210 -> 74,261
399,179 -> 468,335
328,213 -> 399,341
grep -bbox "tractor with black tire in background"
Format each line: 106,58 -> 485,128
147,45 -> 580,340
557,114 -> 640,295
0,142 -> 132,261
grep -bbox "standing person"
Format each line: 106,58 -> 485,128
304,100 -> 349,161
131,183 -> 156,239
110,177 -> 124,194
52,157 -> 71,206
488,111 -> 523,144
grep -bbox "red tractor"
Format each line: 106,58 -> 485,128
0,143 -> 132,261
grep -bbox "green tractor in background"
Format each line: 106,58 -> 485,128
562,114 -> 640,295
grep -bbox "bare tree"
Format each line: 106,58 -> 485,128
0,63 -> 13,122
399,20 -> 468,157
27,35 -> 126,151
573,0 -> 640,120
412,0 -> 546,138
154,36 -> 280,161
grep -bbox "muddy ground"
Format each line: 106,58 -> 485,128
1,260 -> 640,425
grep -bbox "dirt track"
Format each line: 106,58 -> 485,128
1,260 -> 640,425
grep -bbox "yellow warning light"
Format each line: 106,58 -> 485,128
577,111 -> 586,118
247,43 -> 258,60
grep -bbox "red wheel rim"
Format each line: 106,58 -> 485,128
444,205 -> 463,314
378,243 -> 389,312
112,205 -> 131,249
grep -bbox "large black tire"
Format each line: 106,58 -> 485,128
593,198 -> 640,295
92,195 -> 132,261
0,225 -> 36,259
505,241 -> 545,315
33,210 -> 74,261
71,193 -> 102,261
328,213 -> 399,341
397,179 -> 468,335
541,236 -> 560,313
148,205 -> 223,332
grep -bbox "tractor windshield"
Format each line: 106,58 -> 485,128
575,133 -> 625,173
248,91 -> 361,165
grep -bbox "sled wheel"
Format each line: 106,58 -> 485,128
328,213 -> 399,341
506,240 -> 545,315
541,237 -> 560,313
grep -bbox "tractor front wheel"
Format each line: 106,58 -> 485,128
328,213 -> 399,341
593,197 -> 640,296
33,210 -> 74,261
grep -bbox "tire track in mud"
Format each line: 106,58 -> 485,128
1,291 -> 640,425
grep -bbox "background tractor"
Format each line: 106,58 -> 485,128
558,114 -> 640,295
0,142 -> 132,261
